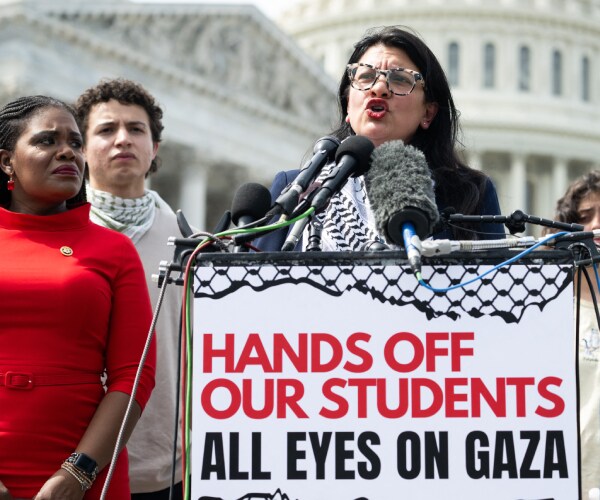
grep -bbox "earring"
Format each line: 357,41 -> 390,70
6,168 -> 14,191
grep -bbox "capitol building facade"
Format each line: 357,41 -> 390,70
0,0 -> 337,230
0,0 -> 599,234
279,0 -> 600,231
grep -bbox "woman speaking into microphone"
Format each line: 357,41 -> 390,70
257,26 -> 505,252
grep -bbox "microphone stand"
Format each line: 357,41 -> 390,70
445,209 -> 584,235
553,231 -> 600,265
306,220 -> 323,252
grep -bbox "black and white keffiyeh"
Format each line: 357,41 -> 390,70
304,162 -> 381,251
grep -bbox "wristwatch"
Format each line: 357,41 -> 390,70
66,452 -> 99,481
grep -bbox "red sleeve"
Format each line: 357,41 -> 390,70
104,236 -> 156,411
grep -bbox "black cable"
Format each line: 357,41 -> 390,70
235,212 -> 273,230
575,263 -> 583,500
578,264 -> 600,332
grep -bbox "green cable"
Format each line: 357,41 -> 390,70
214,207 -> 316,240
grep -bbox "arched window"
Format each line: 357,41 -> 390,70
552,49 -> 562,96
582,56 -> 591,101
448,42 -> 459,87
483,43 -> 495,88
518,45 -> 531,91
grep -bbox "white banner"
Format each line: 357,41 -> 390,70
191,263 -> 577,500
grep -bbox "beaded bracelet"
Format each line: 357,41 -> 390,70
61,461 -> 93,491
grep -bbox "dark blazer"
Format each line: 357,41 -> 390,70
255,169 -> 505,252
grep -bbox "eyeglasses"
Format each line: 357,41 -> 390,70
346,63 -> 424,96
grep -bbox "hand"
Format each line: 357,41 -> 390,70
0,479 -> 14,500
33,469 -> 85,500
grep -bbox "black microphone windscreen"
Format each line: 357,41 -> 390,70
335,135 -> 375,177
364,140 -> 439,241
313,135 -> 341,160
231,182 -> 272,226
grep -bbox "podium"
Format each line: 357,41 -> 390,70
185,249 -> 579,500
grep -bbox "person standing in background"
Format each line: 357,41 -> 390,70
76,79 -> 184,500
550,170 -> 600,498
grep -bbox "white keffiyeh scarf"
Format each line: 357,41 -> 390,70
87,186 -> 160,244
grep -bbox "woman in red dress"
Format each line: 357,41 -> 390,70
0,96 -> 156,500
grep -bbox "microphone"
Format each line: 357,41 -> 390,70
231,182 -> 272,228
230,182 -> 272,252
420,236 -> 537,257
307,135 -> 375,213
364,140 -> 439,275
175,209 -> 194,238
281,217 -> 310,252
273,136 -> 340,217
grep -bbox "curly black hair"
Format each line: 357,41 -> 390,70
75,78 -> 163,175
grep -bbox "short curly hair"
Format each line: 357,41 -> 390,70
75,78 -> 164,175
554,171 -> 600,225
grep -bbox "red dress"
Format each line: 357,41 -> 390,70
0,204 -> 156,499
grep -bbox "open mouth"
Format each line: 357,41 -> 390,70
366,99 -> 388,118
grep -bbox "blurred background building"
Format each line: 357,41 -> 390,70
1,0 -> 599,234
0,0 -> 336,229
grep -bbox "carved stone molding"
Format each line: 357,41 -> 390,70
0,3 -> 337,136
41,7 -> 336,129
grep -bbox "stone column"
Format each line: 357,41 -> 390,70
179,158 -> 208,231
552,156 -> 568,208
510,153 -> 527,213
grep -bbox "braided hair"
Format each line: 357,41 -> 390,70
0,95 -> 87,209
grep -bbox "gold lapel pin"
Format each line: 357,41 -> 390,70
60,246 -> 74,257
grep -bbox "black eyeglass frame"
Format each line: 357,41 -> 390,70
346,62 -> 425,96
